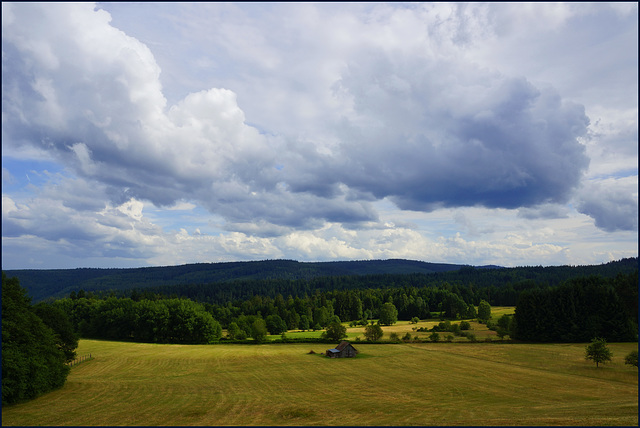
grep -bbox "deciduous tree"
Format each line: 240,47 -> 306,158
265,314 -> 287,335
33,302 -> 78,362
251,318 -> 268,343
585,338 -> 612,368
477,300 -> 491,322
322,321 -> 347,342
227,322 -> 242,340
364,322 -> 384,341
379,302 -> 398,326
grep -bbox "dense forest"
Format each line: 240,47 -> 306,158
5,259 -> 473,302
108,257 -> 637,308
12,257 -> 636,305
43,266 -> 637,345
2,258 -> 637,353
514,273 -> 638,342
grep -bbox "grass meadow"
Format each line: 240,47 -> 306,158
279,306 -> 517,342
2,336 -> 637,426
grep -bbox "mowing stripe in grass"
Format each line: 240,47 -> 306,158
2,340 -> 636,426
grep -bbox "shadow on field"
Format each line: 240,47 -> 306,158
278,407 -> 316,420
306,350 -> 375,359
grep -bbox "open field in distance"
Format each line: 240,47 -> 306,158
2,338 -> 637,426
274,306 -> 516,342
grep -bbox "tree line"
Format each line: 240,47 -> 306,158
54,285 -> 477,343
53,296 -> 222,344
2,273 -> 77,405
513,273 -> 638,342
50,271 -> 637,345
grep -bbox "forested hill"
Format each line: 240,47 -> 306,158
4,258 -> 637,303
5,259 -> 479,302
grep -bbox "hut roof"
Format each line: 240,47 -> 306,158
335,341 -> 355,351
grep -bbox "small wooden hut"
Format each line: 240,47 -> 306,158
326,341 -> 358,358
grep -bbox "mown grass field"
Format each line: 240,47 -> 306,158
2,337 -> 637,426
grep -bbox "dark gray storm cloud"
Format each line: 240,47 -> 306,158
306,55 -> 591,213
577,181 -> 638,232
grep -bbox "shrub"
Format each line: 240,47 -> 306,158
460,321 -> 471,330
429,332 -> 440,342
624,350 -> 638,367
389,332 -> 401,343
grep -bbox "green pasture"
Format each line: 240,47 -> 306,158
276,306 -> 516,342
487,305 -> 515,317
2,337 -> 636,426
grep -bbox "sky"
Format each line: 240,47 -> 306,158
2,2 -> 638,270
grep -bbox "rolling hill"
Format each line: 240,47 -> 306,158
4,257 -> 637,303
4,259 -> 480,302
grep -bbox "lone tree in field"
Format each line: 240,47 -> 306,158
322,321 -> 347,342
585,338 -> 612,368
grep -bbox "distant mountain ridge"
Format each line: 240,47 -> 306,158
5,259 -> 479,302
4,257 -> 636,303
